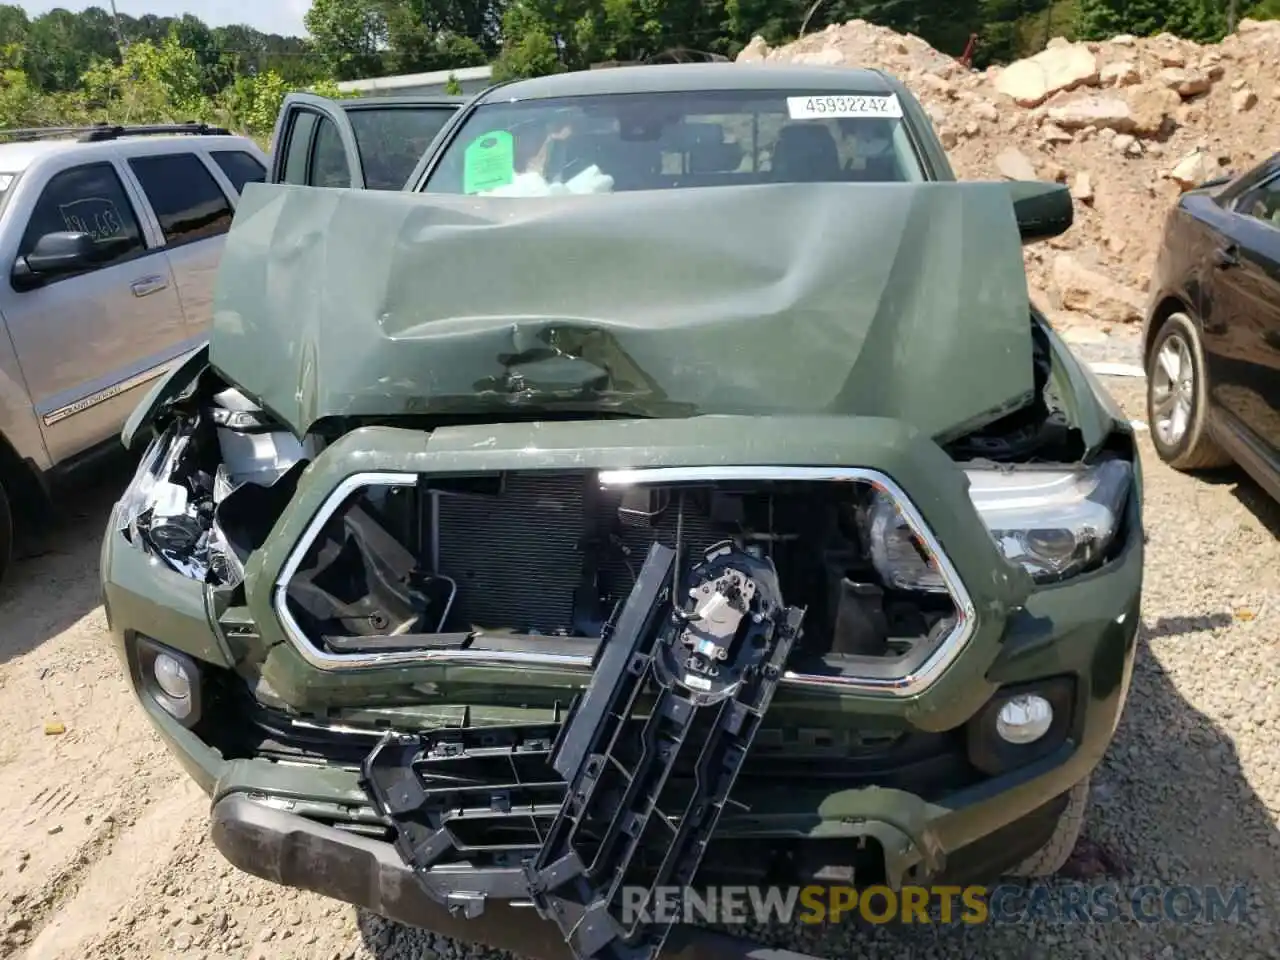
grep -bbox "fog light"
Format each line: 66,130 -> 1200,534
996,694 -> 1054,744
135,637 -> 201,727
153,653 -> 192,701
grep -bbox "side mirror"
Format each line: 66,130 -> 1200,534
12,231 -> 102,290
1006,181 -> 1073,244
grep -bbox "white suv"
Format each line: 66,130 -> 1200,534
0,124 -> 267,581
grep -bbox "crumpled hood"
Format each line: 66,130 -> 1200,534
211,181 -> 1033,440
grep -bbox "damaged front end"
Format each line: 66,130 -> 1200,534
104,181 -> 1143,960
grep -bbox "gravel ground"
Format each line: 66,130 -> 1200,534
1,376 -> 1277,960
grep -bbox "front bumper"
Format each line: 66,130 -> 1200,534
101,414 -> 1143,953
208,787 -> 1068,960
210,794 -> 839,960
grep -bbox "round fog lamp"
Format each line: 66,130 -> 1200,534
153,653 -> 192,701
996,694 -> 1053,745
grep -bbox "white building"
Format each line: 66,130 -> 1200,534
335,65 -> 494,98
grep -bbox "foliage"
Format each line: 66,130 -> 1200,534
0,0 -> 1270,141
1249,0 -> 1280,18
491,3 -> 564,79
304,0 -> 387,81
1074,0 -> 1228,42
81,35 -> 206,123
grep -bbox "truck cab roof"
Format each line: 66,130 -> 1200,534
477,62 -> 898,103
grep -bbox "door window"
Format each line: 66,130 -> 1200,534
128,153 -> 234,247
210,150 -> 267,194
348,106 -> 455,190
282,111 -> 318,184
1235,176 -> 1280,227
18,162 -> 146,280
310,116 -> 353,188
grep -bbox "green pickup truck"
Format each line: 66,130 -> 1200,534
102,63 -> 1142,960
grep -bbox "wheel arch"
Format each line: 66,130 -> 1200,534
1144,294 -> 1197,364
0,429 -> 49,516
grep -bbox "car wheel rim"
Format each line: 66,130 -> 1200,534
1151,333 -> 1195,447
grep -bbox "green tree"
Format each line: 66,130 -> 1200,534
1075,0 -> 1226,41
26,8 -> 116,91
216,69 -> 287,136
492,2 -> 563,78
382,0 -> 507,63
304,0 -> 387,80
81,33 -> 206,123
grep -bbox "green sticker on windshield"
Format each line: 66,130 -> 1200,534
463,131 -> 515,195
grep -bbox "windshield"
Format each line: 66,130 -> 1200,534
422,90 -> 925,196
346,106 -> 456,190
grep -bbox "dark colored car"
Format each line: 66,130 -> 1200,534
1143,153 -> 1280,501
102,64 -> 1143,960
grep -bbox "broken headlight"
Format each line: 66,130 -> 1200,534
864,459 -> 1132,589
116,424 -> 241,587
964,459 -> 1132,584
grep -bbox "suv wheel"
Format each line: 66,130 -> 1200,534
1145,312 -> 1230,470
1008,777 -> 1089,878
0,479 -> 11,586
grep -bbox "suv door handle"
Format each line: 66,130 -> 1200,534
130,275 -> 168,298
1213,244 -> 1241,269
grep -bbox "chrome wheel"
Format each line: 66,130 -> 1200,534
1151,333 -> 1195,447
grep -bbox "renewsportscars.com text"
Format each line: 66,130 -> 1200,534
619,884 -> 1250,927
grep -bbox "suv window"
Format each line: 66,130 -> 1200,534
311,116 -> 352,188
1236,176 -> 1280,227
282,111 -> 318,185
128,153 -> 234,246
211,150 -> 266,194
19,162 -> 145,272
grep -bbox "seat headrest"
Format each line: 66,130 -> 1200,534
772,123 -> 841,181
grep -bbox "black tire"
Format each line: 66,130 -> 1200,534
1008,777 -> 1089,878
0,479 -> 11,587
1145,311 -> 1231,471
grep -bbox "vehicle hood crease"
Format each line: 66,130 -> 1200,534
211,181 -> 1034,439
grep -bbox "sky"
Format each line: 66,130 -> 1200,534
17,0 -> 310,37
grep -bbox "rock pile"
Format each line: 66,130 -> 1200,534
738,18 -> 1280,329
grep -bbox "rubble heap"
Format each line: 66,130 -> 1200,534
739,18 -> 1280,329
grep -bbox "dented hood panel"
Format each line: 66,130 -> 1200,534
211,181 -> 1034,439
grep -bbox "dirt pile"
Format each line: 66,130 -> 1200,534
739,18 -> 1280,329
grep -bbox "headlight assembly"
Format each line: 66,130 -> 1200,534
863,459 -> 1133,590
116,424 -> 243,587
965,459 -> 1132,583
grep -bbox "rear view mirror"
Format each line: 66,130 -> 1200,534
1005,181 -> 1073,244
12,231 -> 104,289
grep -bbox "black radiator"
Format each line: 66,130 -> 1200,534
434,472 -> 718,634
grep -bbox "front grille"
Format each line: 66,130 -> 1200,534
274,465 -> 975,698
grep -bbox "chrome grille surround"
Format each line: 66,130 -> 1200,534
272,466 -> 977,697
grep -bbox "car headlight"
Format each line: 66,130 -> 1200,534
116,425 -> 243,588
865,459 -> 1132,589
965,459 -> 1132,583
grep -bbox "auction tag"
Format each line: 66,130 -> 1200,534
786,94 -> 903,120
463,130 -> 515,195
